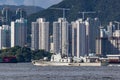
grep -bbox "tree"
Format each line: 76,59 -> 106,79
16,54 -> 25,62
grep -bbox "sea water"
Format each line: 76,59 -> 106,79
0,63 -> 119,80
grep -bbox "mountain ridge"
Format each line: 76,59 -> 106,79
0,5 -> 44,15
28,0 -> 120,24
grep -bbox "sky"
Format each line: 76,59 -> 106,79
0,0 -> 63,8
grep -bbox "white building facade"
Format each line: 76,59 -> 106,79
11,18 -> 27,47
71,19 -> 87,58
31,22 -> 39,50
61,21 -> 69,56
0,25 -> 10,49
85,18 -> 101,54
53,18 -> 69,56
53,22 -> 61,54
71,22 -> 77,57
76,19 -> 86,57
31,18 -> 50,52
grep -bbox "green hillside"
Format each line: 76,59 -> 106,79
27,0 -> 120,40
28,0 -> 120,23
0,5 -> 44,15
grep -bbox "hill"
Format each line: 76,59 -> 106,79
28,0 -> 120,24
0,5 -> 44,15
27,0 -> 120,43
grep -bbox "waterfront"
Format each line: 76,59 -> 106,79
0,63 -> 120,80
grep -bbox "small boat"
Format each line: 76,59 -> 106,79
0,56 -> 17,63
32,60 -> 108,66
32,60 -> 70,66
32,54 -> 109,66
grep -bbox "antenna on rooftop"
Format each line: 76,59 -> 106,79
50,8 -> 70,18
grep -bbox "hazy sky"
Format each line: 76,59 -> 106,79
0,0 -> 63,8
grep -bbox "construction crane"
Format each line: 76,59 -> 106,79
79,11 -> 96,20
114,21 -> 120,30
50,8 -> 70,18
114,21 -> 120,38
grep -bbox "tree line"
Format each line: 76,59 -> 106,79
0,46 -> 52,62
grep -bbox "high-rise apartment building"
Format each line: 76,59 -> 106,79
68,23 -> 72,56
85,18 -> 101,54
71,19 -> 86,57
107,22 -> 115,37
1,7 -> 12,25
31,18 -> 49,52
53,18 -> 69,56
96,37 -> 120,55
31,22 -> 39,50
61,21 -> 69,56
71,22 -> 77,57
96,22 -> 120,55
0,25 -> 10,49
11,18 -> 27,47
53,22 -> 61,54
16,8 -> 27,19
58,18 -> 66,54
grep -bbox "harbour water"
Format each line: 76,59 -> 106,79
0,63 -> 120,80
